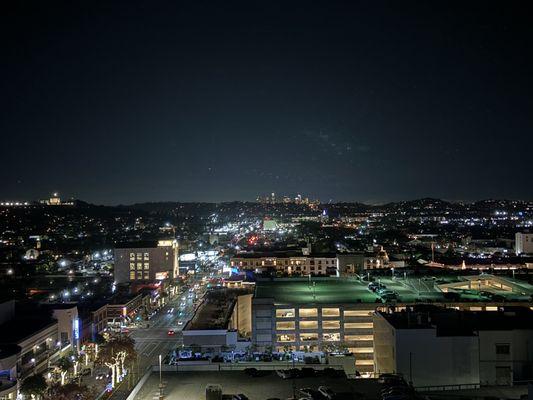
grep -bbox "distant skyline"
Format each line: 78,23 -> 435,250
1,1 -> 532,204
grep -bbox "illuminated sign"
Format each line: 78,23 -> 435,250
155,272 -> 169,280
73,318 -> 80,340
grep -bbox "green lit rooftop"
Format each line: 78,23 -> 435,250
254,275 -> 533,305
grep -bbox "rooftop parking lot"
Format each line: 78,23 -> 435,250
134,370 -> 383,400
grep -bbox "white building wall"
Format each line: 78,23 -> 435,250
515,233 -> 533,254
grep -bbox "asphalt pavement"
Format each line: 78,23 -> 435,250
103,289 -> 199,400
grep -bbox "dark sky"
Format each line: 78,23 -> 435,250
1,1 -> 532,205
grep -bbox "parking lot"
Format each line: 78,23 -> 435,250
134,371 -> 383,400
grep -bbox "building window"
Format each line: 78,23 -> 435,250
136,253 -> 142,259
277,334 -> 295,342
144,252 -> 150,260
129,271 -> 135,280
344,322 -> 373,329
129,253 -> 135,260
299,320 -> 318,330
344,335 -> 373,341
137,263 -> 143,270
276,321 -> 295,330
350,347 -> 374,354
322,308 -> 340,317
322,320 -> 341,330
144,272 -> 150,279
323,332 -> 340,341
144,263 -> 150,270
496,344 -> 510,355
299,308 -> 318,317
300,333 -> 318,341
129,263 -> 135,271
136,271 -> 142,279
344,310 -> 372,317
276,309 -> 295,318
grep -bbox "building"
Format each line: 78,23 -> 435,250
515,232 -> 533,255
373,309 -> 480,388
0,344 -> 20,400
250,277 -> 533,376
373,306 -> 533,388
230,252 -> 338,276
114,239 -> 179,284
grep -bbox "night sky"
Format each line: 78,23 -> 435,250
1,1 -> 532,204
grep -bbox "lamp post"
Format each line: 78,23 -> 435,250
159,354 -> 163,396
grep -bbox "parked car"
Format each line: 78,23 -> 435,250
318,385 -> 335,399
232,394 -> 249,400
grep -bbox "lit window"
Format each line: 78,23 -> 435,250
137,263 -> 143,270
322,320 -> 341,330
276,309 -> 295,318
144,263 -> 150,270
129,271 -> 135,280
344,335 -> 373,341
344,322 -> 373,329
136,253 -> 142,259
299,321 -> 318,329
277,334 -> 295,342
300,333 -> 318,341
129,253 -> 135,260
276,321 -> 295,330
322,308 -> 340,317
129,263 -> 135,271
323,332 -> 340,341
344,310 -> 372,317
143,272 -> 150,279
355,359 -> 374,365
144,252 -> 149,260
350,347 -> 374,353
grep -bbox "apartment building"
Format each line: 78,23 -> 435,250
114,239 -> 179,284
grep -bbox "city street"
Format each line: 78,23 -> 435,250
104,281 -> 206,399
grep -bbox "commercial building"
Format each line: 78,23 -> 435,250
373,306 -> 533,388
250,276 -> 533,375
230,253 -> 338,276
515,232 -> 533,255
114,239 -> 179,284
0,345 -> 20,400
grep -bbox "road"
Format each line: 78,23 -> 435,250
104,287 -> 201,399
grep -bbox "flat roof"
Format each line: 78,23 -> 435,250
254,276 -> 533,305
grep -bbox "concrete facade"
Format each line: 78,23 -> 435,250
114,240 -> 179,284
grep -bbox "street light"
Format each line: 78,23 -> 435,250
158,354 -> 163,396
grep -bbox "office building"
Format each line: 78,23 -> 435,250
114,239 -> 179,284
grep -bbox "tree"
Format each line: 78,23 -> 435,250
96,333 -> 136,388
55,357 -> 73,385
45,383 -> 96,400
20,374 -> 47,399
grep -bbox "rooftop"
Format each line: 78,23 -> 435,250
380,305 -> 533,335
254,276 -> 533,305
